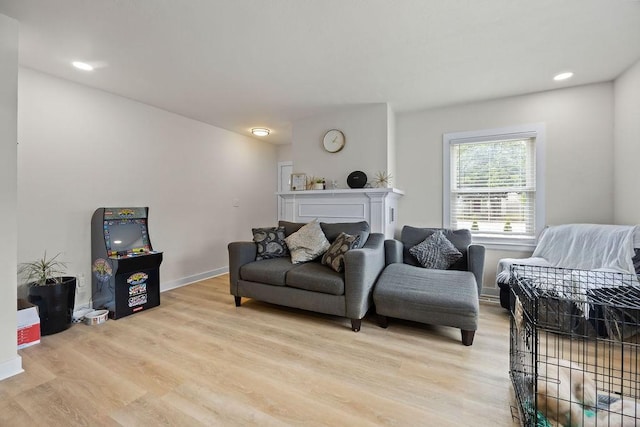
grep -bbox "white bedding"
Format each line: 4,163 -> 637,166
497,224 -> 640,318
531,224 -> 637,273
497,224 -> 639,284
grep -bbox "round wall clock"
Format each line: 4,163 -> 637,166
322,129 -> 345,153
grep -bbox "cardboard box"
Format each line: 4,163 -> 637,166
17,299 -> 40,349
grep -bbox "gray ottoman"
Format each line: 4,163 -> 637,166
373,263 -> 479,345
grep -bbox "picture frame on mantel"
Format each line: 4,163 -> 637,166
291,173 -> 307,191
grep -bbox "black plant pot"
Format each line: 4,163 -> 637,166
28,276 -> 76,336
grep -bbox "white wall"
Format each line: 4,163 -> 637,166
0,14 -> 21,380
396,83 -> 615,293
386,104 -> 397,184
276,144 -> 292,163
614,59 -> 640,225
17,68 -> 278,305
292,103 -> 390,188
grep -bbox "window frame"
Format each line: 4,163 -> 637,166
443,123 -> 546,250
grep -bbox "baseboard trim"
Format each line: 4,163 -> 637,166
160,267 -> 229,293
0,355 -> 23,381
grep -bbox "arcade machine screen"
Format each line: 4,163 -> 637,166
104,219 -> 150,256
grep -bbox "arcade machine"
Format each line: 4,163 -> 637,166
91,207 -> 163,319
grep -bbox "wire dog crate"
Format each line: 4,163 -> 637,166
509,264 -> 640,426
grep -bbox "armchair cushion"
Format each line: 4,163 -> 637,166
401,226 -> 471,270
409,230 -> 462,269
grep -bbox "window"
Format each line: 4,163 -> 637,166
443,124 -> 545,249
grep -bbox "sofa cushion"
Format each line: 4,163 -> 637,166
409,230 -> 462,270
401,226 -> 471,270
285,219 -> 331,264
240,258 -> 297,287
321,232 -> 361,273
252,226 -> 289,260
321,221 -> 370,245
286,262 -> 345,295
278,221 -> 307,237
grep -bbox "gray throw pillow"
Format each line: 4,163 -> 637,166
252,226 -> 289,261
321,232 -> 361,273
409,230 -> 462,269
285,219 -> 331,264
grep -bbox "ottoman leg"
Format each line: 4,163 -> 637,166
350,318 -> 362,332
377,314 -> 389,329
461,330 -> 475,346
234,296 -> 241,307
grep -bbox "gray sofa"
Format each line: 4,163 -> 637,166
228,221 -> 385,331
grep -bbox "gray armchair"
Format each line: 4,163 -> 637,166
373,226 -> 485,345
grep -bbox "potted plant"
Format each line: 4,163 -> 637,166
307,176 -> 325,190
19,252 -> 76,336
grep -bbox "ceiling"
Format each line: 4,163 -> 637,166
1,1 -> 639,145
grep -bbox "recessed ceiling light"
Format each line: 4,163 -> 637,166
251,128 -> 270,137
553,72 -> 573,81
72,61 -> 94,71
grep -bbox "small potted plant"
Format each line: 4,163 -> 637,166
19,252 -> 76,336
307,176 -> 325,190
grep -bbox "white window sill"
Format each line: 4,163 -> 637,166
471,235 -> 537,252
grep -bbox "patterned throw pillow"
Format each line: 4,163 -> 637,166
321,232 -> 361,273
252,226 -> 289,260
409,230 -> 463,269
284,219 -> 331,264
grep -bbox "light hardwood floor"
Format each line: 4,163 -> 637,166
0,275 -> 520,426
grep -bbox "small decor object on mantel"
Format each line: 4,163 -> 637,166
373,171 -> 393,188
347,171 -> 367,188
312,178 -> 325,190
322,129 -> 345,153
291,173 -> 307,191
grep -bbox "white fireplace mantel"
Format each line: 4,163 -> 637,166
276,188 -> 404,239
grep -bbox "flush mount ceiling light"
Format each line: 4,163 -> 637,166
72,61 -> 94,71
251,128 -> 270,137
553,72 -> 574,81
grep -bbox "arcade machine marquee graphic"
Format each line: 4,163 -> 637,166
91,207 -> 163,319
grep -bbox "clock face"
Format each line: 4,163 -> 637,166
323,129 -> 345,153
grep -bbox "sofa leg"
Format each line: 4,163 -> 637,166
350,318 -> 361,332
377,315 -> 388,329
234,296 -> 241,307
461,330 -> 475,346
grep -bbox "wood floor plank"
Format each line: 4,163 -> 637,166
0,275 -> 519,426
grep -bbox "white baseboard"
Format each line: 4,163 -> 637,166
160,267 -> 229,292
0,355 -> 23,381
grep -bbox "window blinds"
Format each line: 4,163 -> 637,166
450,137 -> 536,237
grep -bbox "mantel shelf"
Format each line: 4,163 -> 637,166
276,187 -> 404,196
277,188 -> 404,239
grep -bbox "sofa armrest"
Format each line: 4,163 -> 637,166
343,233 -> 385,319
384,239 -> 403,266
467,244 -> 486,295
228,241 -> 257,295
